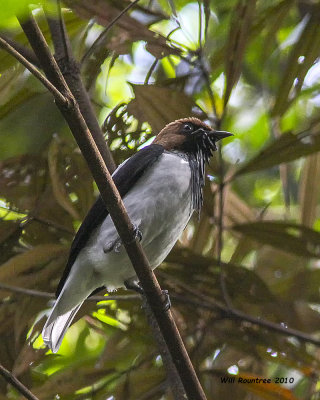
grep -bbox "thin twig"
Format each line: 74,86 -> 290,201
83,355 -> 157,400
199,48 -> 230,308
142,297 -> 186,400
0,34 -> 40,66
0,283 -> 139,302
0,364 -> 40,400
0,204 -> 74,235
198,52 -> 217,118
45,8 -> 72,62
167,286 -> 320,348
144,58 -> 158,84
45,6 -> 116,172
27,216 -> 74,235
198,1 -> 203,51
18,15 -> 71,98
81,0 -> 140,65
2,282 -> 320,348
217,144 -> 233,309
0,36 -> 68,106
57,0 -> 70,61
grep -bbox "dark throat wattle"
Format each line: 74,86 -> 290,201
186,134 -> 217,213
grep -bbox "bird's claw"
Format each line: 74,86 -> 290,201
160,290 -> 171,312
115,224 -> 142,252
134,226 -> 143,242
103,224 -> 142,254
128,224 -> 142,244
124,279 -> 144,294
103,238 -> 122,253
114,239 -> 122,253
124,280 -> 171,312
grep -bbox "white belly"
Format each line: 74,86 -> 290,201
70,152 -> 193,292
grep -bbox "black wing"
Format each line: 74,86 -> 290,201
56,144 -> 164,296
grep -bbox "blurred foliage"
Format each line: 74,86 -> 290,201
1,0 -> 320,399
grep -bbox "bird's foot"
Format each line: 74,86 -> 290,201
160,289 -> 171,312
124,280 -> 171,312
113,238 -> 122,253
103,224 -> 142,254
103,239 -> 119,253
124,279 -> 144,294
128,224 -> 142,244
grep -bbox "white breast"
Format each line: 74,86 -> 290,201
127,151 -> 193,265
71,151 -> 193,292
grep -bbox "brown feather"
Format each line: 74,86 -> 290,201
153,117 -> 212,150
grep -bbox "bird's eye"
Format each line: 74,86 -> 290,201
182,123 -> 193,133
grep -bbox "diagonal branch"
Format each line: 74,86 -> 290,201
44,5 -> 116,172
80,0 -> 140,65
3,282 -> 320,348
0,34 -> 40,66
18,16 -> 70,96
0,364 -> 39,400
0,282 -> 138,302
142,298 -> 187,399
14,13 -> 207,400
0,36 -> 67,106
160,275 -> 320,348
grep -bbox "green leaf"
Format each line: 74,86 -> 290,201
0,243 -> 65,281
0,92 -> 64,160
235,127 -> 320,176
48,138 -> 80,221
272,15 -> 320,117
224,0 -> 257,106
0,0 -> 30,28
232,221 -> 320,258
299,153 -> 320,227
127,84 -> 206,133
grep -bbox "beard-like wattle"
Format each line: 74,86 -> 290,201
187,135 -> 217,212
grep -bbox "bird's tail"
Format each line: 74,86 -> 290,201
42,300 -> 84,353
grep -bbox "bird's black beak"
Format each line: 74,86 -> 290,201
211,130 -> 233,141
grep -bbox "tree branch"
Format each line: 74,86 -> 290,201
0,34 -> 40,66
217,144 -> 234,308
80,0 -> 140,65
15,13 -> 207,400
18,16 -> 71,97
2,282 -> 320,348
142,298 -> 186,400
0,36 -> 68,106
161,275 -> 320,348
45,5 -> 116,172
198,48 -> 232,309
0,364 -> 39,400
0,282 -> 138,302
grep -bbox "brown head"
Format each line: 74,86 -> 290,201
153,117 -> 232,156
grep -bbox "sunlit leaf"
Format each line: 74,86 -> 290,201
0,0 -> 31,28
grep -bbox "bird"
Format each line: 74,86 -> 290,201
42,117 -> 232,352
